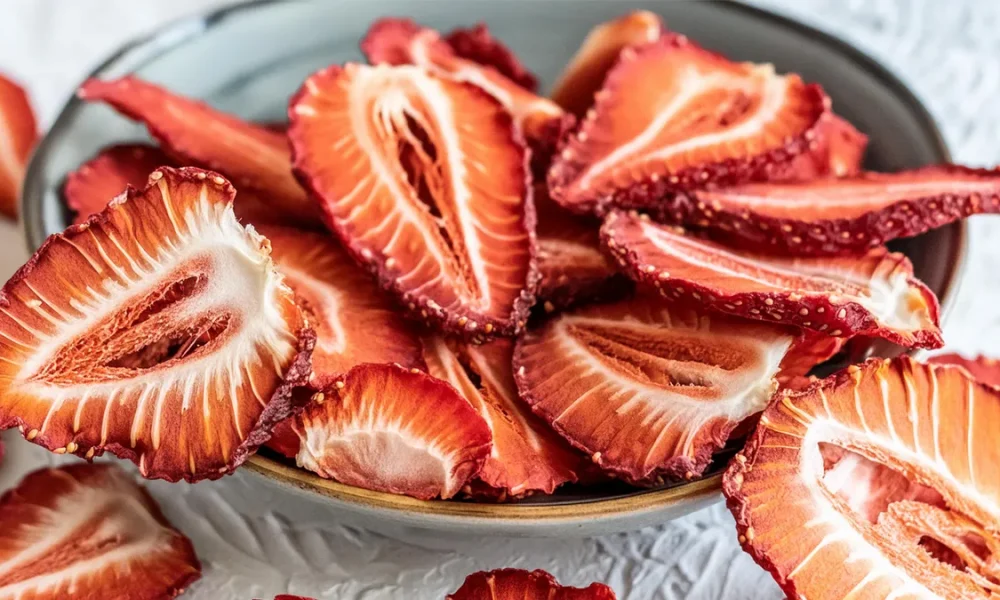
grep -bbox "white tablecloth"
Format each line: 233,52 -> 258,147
1,1 -> 998,598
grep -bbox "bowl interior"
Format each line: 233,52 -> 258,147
22,0 -> 962,533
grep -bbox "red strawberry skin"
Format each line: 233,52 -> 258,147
448,568 -> 617,600
0,73 -> 39,219
0,463 -> 201,599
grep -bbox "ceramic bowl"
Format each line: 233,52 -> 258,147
22,0 -> 965,537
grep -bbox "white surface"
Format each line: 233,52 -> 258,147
2,0 -> 1000,598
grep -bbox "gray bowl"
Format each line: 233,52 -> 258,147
21,0 -> 964,537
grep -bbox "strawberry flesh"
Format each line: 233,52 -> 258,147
447,568 -> 617,600
0,73 -> 39,219
293,363 -> 492,499
602,211 -> 943,348
0,167 -> 313,481
514,294 -> 794,483
547,35 -> 829,216
289,64 -> 537,339
444,23 -> 538,91
0,463 -> 200,599
785,114 -> 867,180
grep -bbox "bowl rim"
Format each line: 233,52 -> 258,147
21,0 -> 967,526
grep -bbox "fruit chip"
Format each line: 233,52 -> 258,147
642,165 -> 1000,255
0,72 -> 39,219
64,144 -> 174,223
289,63 -> 537,339
443,23 -> 539,91
0,167 -> 313,481
514,294 -> 795,483
927,353 -> 1000,387
422,336 -> 581,498
725,357 -> 1000,599
601,211 -> 942,348
0,463 -> 201,599
547,34 -> 829,216
293,363 -> 492,499
447,568 -> 617,600
549,10 -> 664,118
78,77 -> 320,225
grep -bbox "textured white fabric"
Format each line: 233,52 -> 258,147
1,1 -> 998,598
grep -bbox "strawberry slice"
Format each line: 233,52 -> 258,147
361,18 -> 567,148
535,186 -> 625,310
78,77 -> 319,225
547,35 -> 829,216
422,336 -> 581,498
927,353 -> 1000,387
724,357 -> 1000,600
0,463 -> 200,599
786,114 -> 867,180
549,11 -> 664,118
0,167 -> 313,481
602,211 -> 942,348
64,144 -> 174,224
443,24 -> 538,91
514,294 -> 795,483
448,568 -> 617,600
0,73 -> 39,219
293,363 -> 492,499
643,165 -> 1000,255
289,64 -> 537,339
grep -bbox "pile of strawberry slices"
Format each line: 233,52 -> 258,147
0,10 -> 998,600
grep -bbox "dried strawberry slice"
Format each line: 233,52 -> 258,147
602,211 -> 942,348
785,114 -> 867,180
78,77 -> 319,225
293,363 -> 492,499
64,144 -> 174,223
549,10 -> 664,118
361,19 -> 566,146
725,356 -> 1000,599
0,167 -> 313,481
535,186 -> 625,310
927,353 -> 1000,387
514,294 -> 794,483
448,568 -> 617,600
547,35 -> 829,216
0,463 -> 200,599
289,64 -> 537,339
443,24 -> 538,91
422,336 -> 580,497
657,165 -> 1000,255
0,73 -> 39,219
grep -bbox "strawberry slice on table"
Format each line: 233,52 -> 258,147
927,353 -> 1000,387
0,463 -> 200,599
514,294 -> 795,484
78,77 -> 320,225
602,211 -> 942,348
547,34 -> 829,216
422,336 -> 581,498
725,357 -> 1000,600
443,23 -> 539,91
64,144 -> 174,223
639,165 -> 1000,255
549,10 -> 664,118
0,167 -> 313,481
289,63 -> 537,339
448,568 -> 617,600
0,73 -> 39,219
361,18 -> 568,149
293,363 -> 492,500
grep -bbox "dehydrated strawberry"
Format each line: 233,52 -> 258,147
785,114 -> 867,180
725,356 -> 1000,599
652,165 -> 1000,255
78,77 -> 319,225
514,295 -> 795,483
64,144 -> 174,223
293,363 -> 492,499
0,167 -> 313,481
422,336 -> 580,497
550,10 -> 664,118
0,463 -> 200,599
0,73 -> 39,219
289,64 -> 537,339
443,23 -> 538,91
602,211 -> 942,348
927,353 -> 1000,387
535,186 -> 625,310
448,568 -> 617,600
361,18 -> 567,147
547,35 -> 829,216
